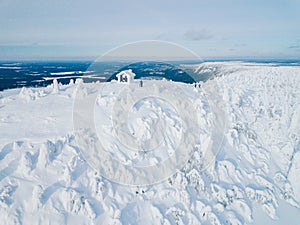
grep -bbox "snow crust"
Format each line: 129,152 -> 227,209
0,62 -> 299,224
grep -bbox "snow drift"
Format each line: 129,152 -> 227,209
0,62 -> 299,225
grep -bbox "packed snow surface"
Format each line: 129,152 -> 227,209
0,62 -> 299,224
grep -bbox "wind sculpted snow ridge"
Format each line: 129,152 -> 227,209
0,62 -> 299,224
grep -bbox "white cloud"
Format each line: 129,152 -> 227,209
183,28 -> 212,41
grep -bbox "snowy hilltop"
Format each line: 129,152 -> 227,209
0,62 -> 299,225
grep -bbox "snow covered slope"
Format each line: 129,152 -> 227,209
0,62 -> 299,224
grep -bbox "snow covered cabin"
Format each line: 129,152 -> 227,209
116,69 -> 136,83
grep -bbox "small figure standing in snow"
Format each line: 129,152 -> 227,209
140,80 -> 143,87
194,83 -> 197,88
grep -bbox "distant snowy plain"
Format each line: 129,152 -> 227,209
0,62 -> 299,225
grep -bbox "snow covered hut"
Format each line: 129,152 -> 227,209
116,69 -> 136,83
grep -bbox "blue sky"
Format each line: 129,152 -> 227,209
0,0 -> 300,60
